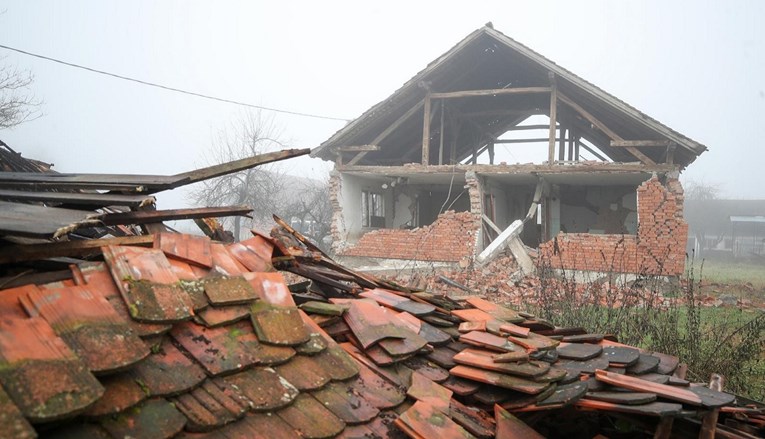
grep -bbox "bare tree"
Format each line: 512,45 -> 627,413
281,178 -> 333,251
188,111 -> 289,240
0,61 -> 41,129
684,179 -> 721,200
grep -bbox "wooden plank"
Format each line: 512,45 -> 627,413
336,145 -> 380,152
610,140 -> 673,147
594,369 -> 702,405
430,87 -> 550,99
0,234 -> 154,264
0,188 -> 155,207
422,93 -> 432,165
548,73 -> 558,165
493,137 -> 566,144
0,200 -> 102,238
172,148 -> 309,186
100,205 -> 252,226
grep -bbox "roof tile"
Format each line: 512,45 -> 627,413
275,393 -> 346,439
102,245 -> 194,323
82,372 -> 147,417
194,304 -> 251,328
0,317 -> 104,422
131,336 -> 206,397
223,367 -> 299,412
170,320 -> 262,376
0,384 -> 35,439
274,354 -> 331,391
202,276 -> 259,305
99,398 -> 187,439
227,236 -> 274,272
155,233 -> 213,268
250,301 -> 311,346
23,285 -> 149,374
311,380 -> 380,425
209,243 -> 249,276
395,400 -> 476,439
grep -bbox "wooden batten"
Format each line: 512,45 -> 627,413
429,86 -> 550,100
610,140 -> 673,148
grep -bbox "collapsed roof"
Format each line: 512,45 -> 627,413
312,26 -> 706,168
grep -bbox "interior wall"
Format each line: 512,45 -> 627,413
558,184 -> 639,235
338,173 -> 364,241
482,179 -> 540,247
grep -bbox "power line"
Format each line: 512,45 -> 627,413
0,43 -> 350,122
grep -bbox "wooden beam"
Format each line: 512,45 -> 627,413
557,92 -> 656,165
0,189 -> 155,207
493,138 -> 567,144
505,124 -> 558,131
100,206 -> 252,226
336,145 -> 380,152
558,127 -> 566,162
422,93 -> 432,165
578,141 -> 608,162
666,142 -> 676,165
610,140 -> 673,148
548,73 -> 558,165
0,235 -> 154,264
438,100 -> 445,165
430,87 -> 550,100
347,98 -> 427,166
173,148 -> 309,186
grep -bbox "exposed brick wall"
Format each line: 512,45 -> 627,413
539,177 -> 687,276
339,210 -> 479,263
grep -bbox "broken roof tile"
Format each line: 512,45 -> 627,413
155,232 -> 213,268
311,380 -> 380,425
99,398 -> 187,439
396,400 -> 476,439
202,275 -> 259,305
450,365 -> 551,395
601,346 -> 641,366
344,362 -> 406,410
594,369 -> 702,406
170,320 -> 262,376
83,372 -> 147,417
494,404 -> 544,439
536,381 -> 587,407
0,285 -> 36,318
464,297 -> 524,323
626,353 -> 661,375
407,371 -> 453,414
24,284 -> 149,374
556,342 -> 603,361
0,317 -> 104,422
0,384 -> 35,439
450,398 -> 495,439
505,332 -> 559,352
310,344 -> 359,381
244,271 -> 295,306
360,288 -> 435,316
441,376 -> 481,397
398,311 -> 452,346
585,391 -> 657,405
426,346 -> 457,369
131,336 -> 206,397
342,299 -> 410,349
299,301 -> 348,316
459,331 -> 522,353
575,398 -> 683,417
250,301 -> 311,346
223,367 -> 299,411
276,393 -> 346,439
227,236 -> 274,272
295,332 -> 329,355
453,348 -> 549,379
102,245 -> 193,322
173,380 -> 252,433
217,412 -> 301,439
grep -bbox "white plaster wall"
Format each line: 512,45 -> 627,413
392,192 -> 414,228
338,173 -> 364,241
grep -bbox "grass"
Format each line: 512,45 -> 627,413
698,258 -> 765,288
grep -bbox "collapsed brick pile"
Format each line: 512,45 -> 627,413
539,177 -> 687,276
340,210 -> 479,263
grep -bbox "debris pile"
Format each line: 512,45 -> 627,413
0,146 -> 763,438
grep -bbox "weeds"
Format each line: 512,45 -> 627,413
528,252 -> 765,401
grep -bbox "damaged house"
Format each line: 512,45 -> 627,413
311,25 -> 705,277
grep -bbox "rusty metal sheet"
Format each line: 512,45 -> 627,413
100,398 -> 187,439
494,404 -> 545,439
223,367 -> 299,412
131,337 -> 206,397
396,400 -> 476,439
276,393 -> 346,439
311,380 -> 380,425
155,232 -> 213,267
102,245 -> 193,323
453,348 -> 549,378
227,236 -> 274,272
0,317 -> 104,422
170,320 -> 261,376
24,285 -> 149,374
450,365 -> 551,395
0,384 -> 35,439
83,372 -> 147,417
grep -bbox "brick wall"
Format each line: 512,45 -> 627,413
339,210 -> 479,263
539,177 -> 687,276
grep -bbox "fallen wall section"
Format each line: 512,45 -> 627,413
539,177 -> 687,276
339,210 -> 479,263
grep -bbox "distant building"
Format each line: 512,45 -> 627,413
685,199 -> 765,259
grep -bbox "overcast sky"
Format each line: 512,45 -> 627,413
0,1 -> 763,208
